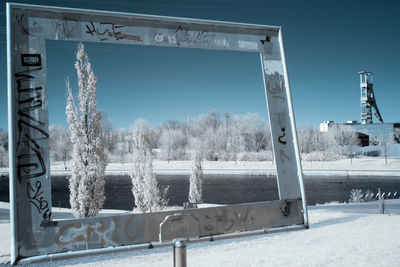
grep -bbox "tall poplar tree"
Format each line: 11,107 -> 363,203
131,119 -> 167,212
66,43 -> 107,218
188,150 -> 203,204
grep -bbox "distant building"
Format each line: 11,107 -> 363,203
320,120 -> 400,146
320,71 -> 400,146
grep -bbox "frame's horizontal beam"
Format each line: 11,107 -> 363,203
20,199 -> 303,258
9,2 -> 280,34
9,2 -> 280,52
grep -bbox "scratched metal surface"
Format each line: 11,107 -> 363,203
260,40 -> 303,200
7,3 -> 307,263
26,199 -> 303,256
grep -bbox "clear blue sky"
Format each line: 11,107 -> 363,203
1,0 -> 400,130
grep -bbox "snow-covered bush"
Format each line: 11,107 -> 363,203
189,150 -> 203,204
66,43 -> 107,218
238,151 -> 273,161
349,189 -> 364,203
131,119 -> 168,213
363,149 -> 380,157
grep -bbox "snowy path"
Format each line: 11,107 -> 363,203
0,201 -> 399,266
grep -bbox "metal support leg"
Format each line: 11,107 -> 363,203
173,239 -> 187,267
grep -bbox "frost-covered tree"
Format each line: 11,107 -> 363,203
66,43 -> 107,219
160,128 -> 187,161
329,126 -> 360,157
49,125 -> 70,163
0,129 -> 8,168
131,119 -> 167,212
189,150 -> 203,204
102,112 -> 117,158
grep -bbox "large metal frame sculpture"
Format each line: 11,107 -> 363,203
7,3 -> 308,264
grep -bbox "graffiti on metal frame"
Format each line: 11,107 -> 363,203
27,181 -> 52,220
15,67 -> 48,182
50,200 -> 302,252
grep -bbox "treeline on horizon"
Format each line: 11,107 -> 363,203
0,109 -> 368,167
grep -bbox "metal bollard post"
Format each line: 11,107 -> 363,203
173,239 -> 187,267
378,188 -> 384,214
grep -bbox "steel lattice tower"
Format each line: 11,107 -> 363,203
359,71 -> 383,124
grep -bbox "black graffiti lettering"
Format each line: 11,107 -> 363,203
85,21 -> 96,35
14,57 -> 51,220
16,14 -> 33,36
278,127 -> 286,145
86,21 -> 126,41
27,181 -> 52,220
41,208 -> 52,220
14,68 -> 48,182
18,118 -> 48,143
17,134 -> 46,180
16,14 -> 43,37
18,89 -> 43,115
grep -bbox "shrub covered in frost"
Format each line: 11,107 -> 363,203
189,150 -> 203,204
349,189 -> 364,203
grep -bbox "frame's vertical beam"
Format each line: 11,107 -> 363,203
260,30 -> 308,226
277,30 -> 308,227
7,6 -> 52,260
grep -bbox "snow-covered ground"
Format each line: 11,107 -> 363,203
0,200 -> 400,266
2,157 -> 398,177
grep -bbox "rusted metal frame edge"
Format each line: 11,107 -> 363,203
16,224 -> 307,265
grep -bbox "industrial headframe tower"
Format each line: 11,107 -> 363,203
359,71 -> 383,124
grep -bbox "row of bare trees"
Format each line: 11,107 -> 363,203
0,122 -> 370,169
45,120 -> 364,166
45,110 -> 273,165
297,126 -> 360,161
